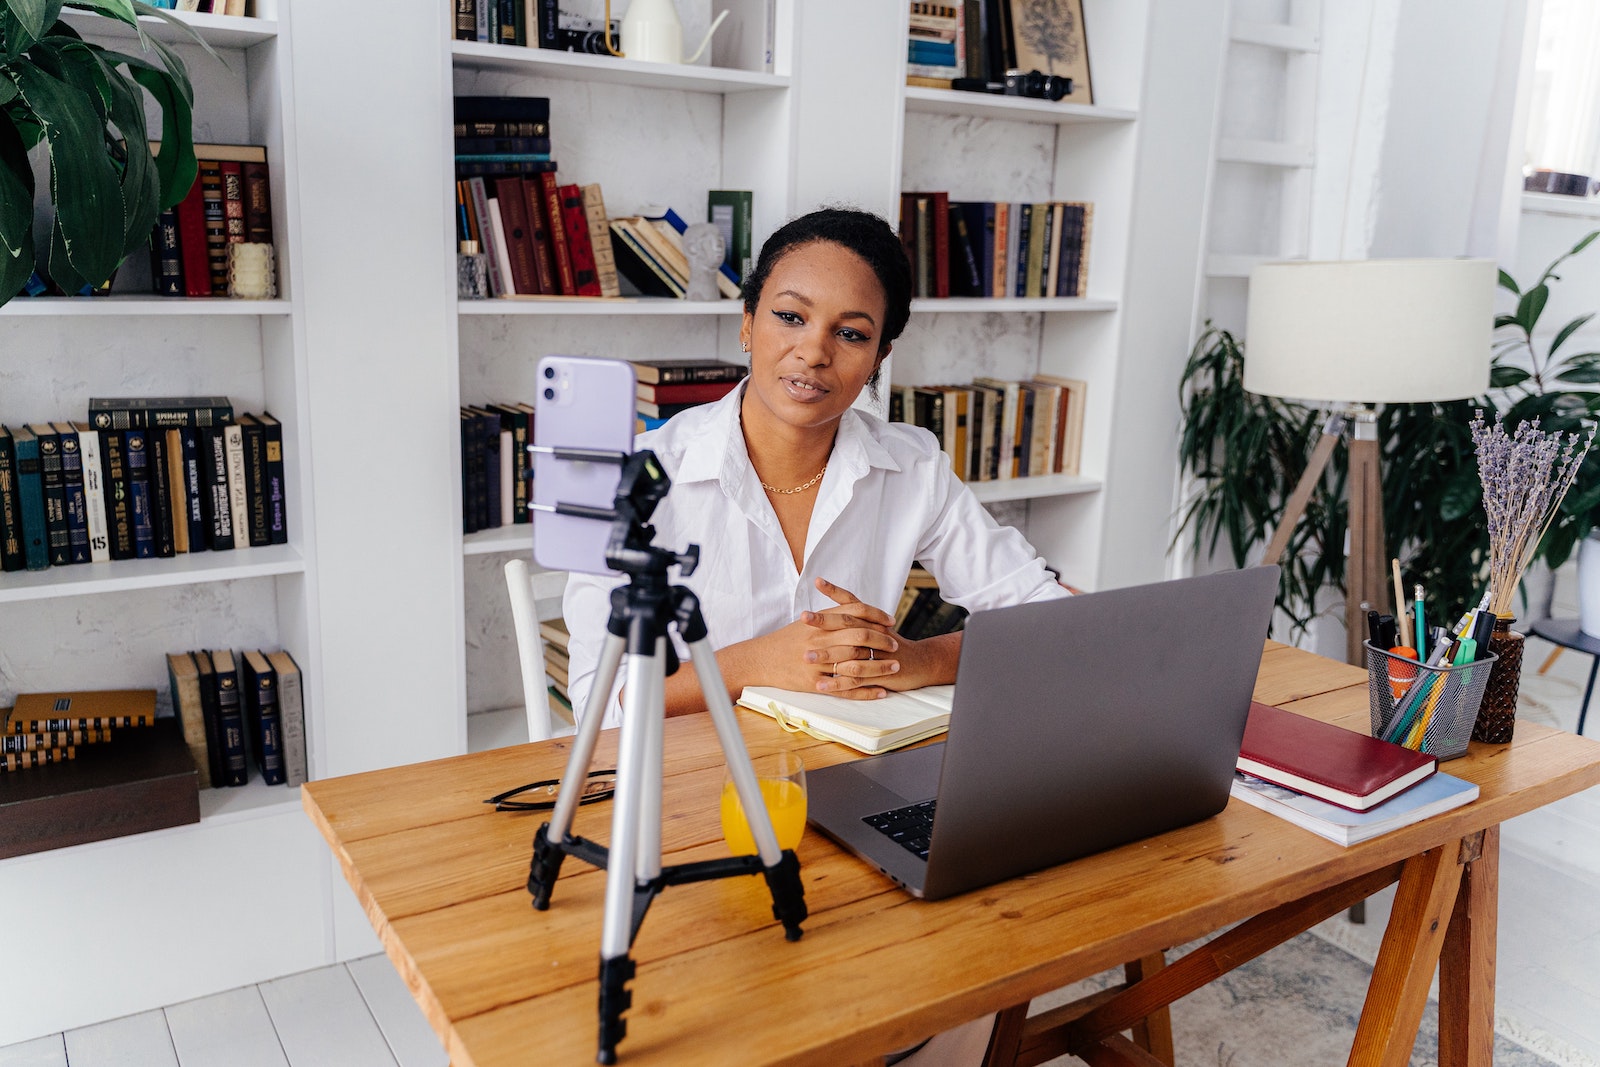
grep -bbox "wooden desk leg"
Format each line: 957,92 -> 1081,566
1347,842 -> 1469,1067
1124,952 -> 1174,1065
1439,826 -> 1499,1067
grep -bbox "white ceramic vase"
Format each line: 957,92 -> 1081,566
1579,533 -> 1600,637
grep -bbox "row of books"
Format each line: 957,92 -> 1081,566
632,359 -> 748,432
149,144 -> 276,299
895,566 -> 968,641
888,375 -> 1086,482
461,401 -> 533,534
540,616 -> 572,715
453,1 -> 607,52
901,193 -> 1093,300
0,397 -> 287,573
906,3 -> 970,82
144,0 -> 250,12
169,648 -> 305,790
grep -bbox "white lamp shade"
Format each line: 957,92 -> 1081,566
1244,258 -> 1494,405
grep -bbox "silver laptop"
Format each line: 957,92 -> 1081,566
806,566 -> 1279,900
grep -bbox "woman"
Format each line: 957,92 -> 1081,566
564,207 -> 1067,726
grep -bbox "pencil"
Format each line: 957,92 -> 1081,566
1392,559 -> 1411,649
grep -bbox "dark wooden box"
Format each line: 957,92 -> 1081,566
0,719 -> 201,859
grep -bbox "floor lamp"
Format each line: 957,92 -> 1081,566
1244,258 -> 1494,666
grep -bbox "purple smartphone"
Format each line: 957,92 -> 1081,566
533,356 -> 638,576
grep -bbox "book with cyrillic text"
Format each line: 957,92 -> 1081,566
1236,702 -> 1436,812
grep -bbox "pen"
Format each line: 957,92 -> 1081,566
1414,584 -> 1427,659
1367,610 -> 1383,647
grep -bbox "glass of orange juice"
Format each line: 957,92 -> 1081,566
721,751 -> 807,855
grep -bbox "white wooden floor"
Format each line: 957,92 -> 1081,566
0,955 -> 447,1067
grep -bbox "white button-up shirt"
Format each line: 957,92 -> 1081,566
562,386 -> 1068,726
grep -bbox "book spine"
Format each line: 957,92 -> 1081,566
1,748 -> 75,771
247,658 -> 284,785
167,653 -> 211,790
455,0 -> 476,41
152,207 -> 184,296
241,419 -> 270,547
454,119 -> 550,138
203,427 -> 234,550
534,0 -> 558,46
1013,203 -> 1032,298
538,172 -> 576,294
58,428 -> 89,563
193,653 -> 224,786
932,193 -> 950,299
221,161 -> 246,278
213,659 -> 248,785
13,431 -> 47,569
35,427 -> 69,566
455,136 -> 554,155
522,180 -> 558,296
175,176 -> 212,297
124,429 -> 154,558
262,417 -> 287,544
466,177 -> 508,298
558,184 -> 601,297
223,424 -> 250,550
492,176 -> 539,295
581,185 -> 620,298
274,655 -> 306,787
87,399 -> 235,430
0,430 -> 23,571
241,161 -> 274,246
148,428 -> 176,557
485,199 -> 517,301
99,427 -> 134,559
199,160 -> 229,296
165,428 -> 188,554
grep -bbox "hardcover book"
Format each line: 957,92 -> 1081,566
257,412 -> 287,544
237,414 -> 271,547
538,172 -> 577,294
581,184 -> 621,298
12,425 -> 49,570
199,160 -> 229,295
558,183 -> 602,297
207,649 -> 249,786
6,690 -> 157,733
2,747 -> 75,771
147,427 -> 176,558
1236,702 -> 1437,812
54,423 -> 89,563
192,650 -> 226,787
29,423 -> 69,566
75,424 -> 110,563
266,649 -> 307,787
0,426 -> 23,571
223,423 -> 250,551
98,425 -> 134,559
493,176 -> 541,295
609,220 -> 685,298
1230,769 -> 1477,847
123,428 -> 154,558
631,359 -> 748,385
88,396 -> 234,431
167,651 -> 212,789
174,175 -> 212,297
241,649 -> 285,785
202,427 -> 235,550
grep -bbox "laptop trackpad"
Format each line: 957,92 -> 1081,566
854,743 -> 945,803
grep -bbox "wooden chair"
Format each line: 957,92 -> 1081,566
981,951 -> 1173,1067
504,558 -> 575,742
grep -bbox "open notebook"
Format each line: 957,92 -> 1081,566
737,685 -> 955,754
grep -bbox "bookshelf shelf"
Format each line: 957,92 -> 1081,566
197,779 -> 302,825
902,87 -> 1136,125
0,297 -> 293,317
1522,192 -> 1600,219
457,297 -> 744,316
450,41 -> 788,94
0,545 -> 306,604
909,297 -> 1117,314
463,527 -> 530,556
967,474 -> 1102,504
60,8 -> 279,49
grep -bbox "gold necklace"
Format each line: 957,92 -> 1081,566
760,465 -> 827,495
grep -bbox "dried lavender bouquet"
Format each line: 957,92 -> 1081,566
1471,412 -> 1595,617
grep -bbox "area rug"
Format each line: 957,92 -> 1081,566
1030,930 -> 1556,1067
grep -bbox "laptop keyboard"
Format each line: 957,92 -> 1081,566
863,799 -> 937,860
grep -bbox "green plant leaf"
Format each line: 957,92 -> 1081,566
1516,283 -> 1550,334
1498,268 -> 1520,294
1550,313 -> 1596,359
62,0 -> 140,27
1439,472 -> 1481,523
1556,365 -> 1600,384
124,61 -> 192,209
0,107 -> 36,305
9,0 -> 64,42
10,58 -> 124,289
1494,313 -> 1521,330
1490,365 -> 1531,388
87,48 -> 157,250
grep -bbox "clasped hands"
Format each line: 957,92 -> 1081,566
765,577 -> 915,700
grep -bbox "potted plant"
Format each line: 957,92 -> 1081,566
1493,230 -> 1600,630
1,0 -> 201,307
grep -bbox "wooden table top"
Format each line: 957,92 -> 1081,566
303,642 -> 1600,1067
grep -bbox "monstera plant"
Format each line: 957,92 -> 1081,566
1,0 -> 200,306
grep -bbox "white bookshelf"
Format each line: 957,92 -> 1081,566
902,86 -> 1136,125
448,5 -> 793,728
0,0 -> 327,1044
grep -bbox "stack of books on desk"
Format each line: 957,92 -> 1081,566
1229,702 -> 1479,846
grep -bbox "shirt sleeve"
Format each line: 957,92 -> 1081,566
563,569 -> 628,729
914,458 -> 1069,612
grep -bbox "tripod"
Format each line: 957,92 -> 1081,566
526,448 -> 808,1065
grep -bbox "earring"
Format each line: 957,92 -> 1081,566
741,341 -> 749,352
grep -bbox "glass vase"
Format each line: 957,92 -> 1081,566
1472,615 -> 1523,744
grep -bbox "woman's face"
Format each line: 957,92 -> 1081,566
740,240 -> 891,435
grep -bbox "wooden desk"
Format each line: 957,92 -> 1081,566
304,643 -> 1600,1067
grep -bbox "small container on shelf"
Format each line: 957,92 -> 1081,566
457,240 -> 489,300
227,242 -> 276,299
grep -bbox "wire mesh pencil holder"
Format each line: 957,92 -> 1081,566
1364,642 -> 1497,761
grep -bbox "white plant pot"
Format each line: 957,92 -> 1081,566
1579,535 -> 1600,637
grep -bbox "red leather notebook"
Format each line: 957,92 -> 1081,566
1236,702 -> 1436,812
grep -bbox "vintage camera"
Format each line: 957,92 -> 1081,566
1003,69 -> 1072,102
553,14 -> 619,55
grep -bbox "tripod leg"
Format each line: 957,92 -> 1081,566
636,637 -> 666,885
529,631 -> 626,910
683,634 -> 808,941
595,647 -> 661,1064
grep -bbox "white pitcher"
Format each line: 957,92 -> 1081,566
621,0 -> 729,65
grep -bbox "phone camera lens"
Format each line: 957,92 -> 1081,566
543,366 -> 555,379
543,387 -> 556,401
